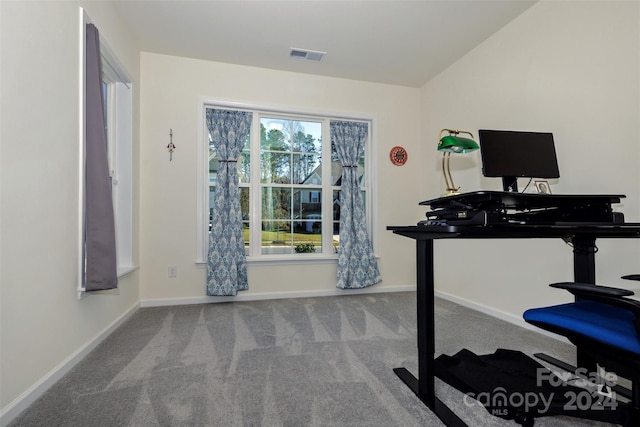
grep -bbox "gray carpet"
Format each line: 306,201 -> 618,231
10,292 -> 617,426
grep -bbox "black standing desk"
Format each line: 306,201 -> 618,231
387,223 -> 640,426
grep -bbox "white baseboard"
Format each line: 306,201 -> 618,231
140,284 -> 416,307
434,289 -> 570,343
0,302 -> 140,427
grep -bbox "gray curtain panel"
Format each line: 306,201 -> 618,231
330,121 -> 381,289
206,109 -> 252,296
84,23 -> 118,291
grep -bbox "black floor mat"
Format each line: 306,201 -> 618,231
434,348 -> 619,425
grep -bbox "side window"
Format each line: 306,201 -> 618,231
79,9 -> 135,296
101,49 -> 134,276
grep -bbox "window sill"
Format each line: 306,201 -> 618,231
117,265 -> 138,279
77,266 -> 138,299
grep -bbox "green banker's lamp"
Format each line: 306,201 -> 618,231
438,129 -> 479,196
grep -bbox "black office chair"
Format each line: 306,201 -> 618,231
523,275 -> 640,426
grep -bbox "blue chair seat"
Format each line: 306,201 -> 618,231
524,300 -> 640,355
523,278 -> 640,426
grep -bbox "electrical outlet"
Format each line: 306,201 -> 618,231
168,265 -> 177,278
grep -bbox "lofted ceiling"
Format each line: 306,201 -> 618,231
111,0 -> 537,88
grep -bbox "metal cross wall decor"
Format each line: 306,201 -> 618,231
167,129 -> 176,161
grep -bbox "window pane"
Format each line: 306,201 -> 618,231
292,189 -> 302,231
293,188 -> 322,234
239,149 -> 250,184
260,152 -> 291,184
262,187 -> 290,219
291,121 -> 321,152
294,153 -> 321,184
101,81 -> 109,141
261,118 -> 321,151
261,117 -> 322,183
261,124 -> 289,150
209,157 -> 218,185
261,221 -> 292,255
332,189 -> 341,249
333,190 -> 341,222
242,222 -> 250,255
240,187 -> 250,221
260,221 -> 324,255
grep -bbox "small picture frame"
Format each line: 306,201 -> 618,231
534,180 -> 552,194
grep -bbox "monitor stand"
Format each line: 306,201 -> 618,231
502,176 -> 518,192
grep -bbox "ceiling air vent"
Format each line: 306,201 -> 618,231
289,48 -> 326,62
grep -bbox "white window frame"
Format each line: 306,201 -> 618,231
196,99 -> 377,265
78,8 -> 135,297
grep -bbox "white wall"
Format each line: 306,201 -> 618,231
0,0 -> 140,421
421,0 -> 640,319
138,53 -> 422,303
2,0 -> 639,423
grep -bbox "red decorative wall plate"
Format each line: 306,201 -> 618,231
389,146 -> 408,166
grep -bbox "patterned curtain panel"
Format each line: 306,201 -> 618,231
331,121 -> 381,289
84,24 -> 118,291
206,109 -> 252,296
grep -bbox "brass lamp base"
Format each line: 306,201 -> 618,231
441,152 -> 463,197
441,189 -> 461,197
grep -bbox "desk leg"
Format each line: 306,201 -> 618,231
572,236 -> 598,370
417,239 -> 435,404
394,239 -> 467,427
572,236 -> 597,284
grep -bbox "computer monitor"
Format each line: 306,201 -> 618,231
478,129 -> 560,192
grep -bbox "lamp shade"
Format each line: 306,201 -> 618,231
438,135 -> 479,153
437,129 -> 479,196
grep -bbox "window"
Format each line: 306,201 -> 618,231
101,56 -> 134,277
79,9 -> 134,295
197,102 -> 373,262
